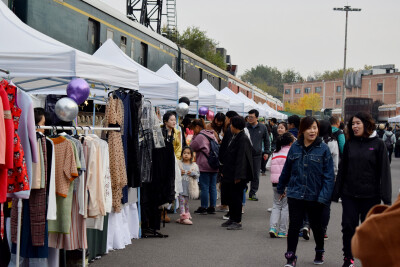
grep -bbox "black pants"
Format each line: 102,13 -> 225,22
341,195 -> 380,258
321,202 -> 331,233
260,156 -> 267,173
250,155 -> 262,196
388,148 -> 393,163
224,181 -> 246,223
287,198 -> 325,254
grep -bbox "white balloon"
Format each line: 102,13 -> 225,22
55,97 -> 79,122
176,102 -> 189,117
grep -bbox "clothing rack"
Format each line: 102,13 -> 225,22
36,125 -> 121,267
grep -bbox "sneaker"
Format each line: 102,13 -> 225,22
249,194 -> 259,201
284,252 -> 297,267
227,222 -> 242,230
269,228 -> 278,238
342,257 -> 355,267
278,232 -> 288,238
302,227 -> 310,240
207,207 -> 216,214
267,207 -> 273,212
313,250 -> 324,265
222,213 -> 230,220
221,219 -> 234,227
242,207 -> 245,214
194,207 -> 207,215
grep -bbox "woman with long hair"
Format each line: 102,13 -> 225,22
333,112 -> 392,267
206,112 -> 226,144
190,118 -> 219,215
277,116 -> 335,266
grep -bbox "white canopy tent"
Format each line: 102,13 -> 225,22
237,92 -> 268,117
220,87 -> 246,115
261,102 -> 286,120
220,88 -> 253,114
156,64 -> 199,106
93,39 -> 179,106
0,1 -> 139,96
197,79 -> 230,113
388,115 -> 400,123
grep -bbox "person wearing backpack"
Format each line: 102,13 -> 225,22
190,118 -> 219,215
383,126 -> 396,163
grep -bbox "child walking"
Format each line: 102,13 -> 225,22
177,146 -> 200,225
267,132 -> 294,238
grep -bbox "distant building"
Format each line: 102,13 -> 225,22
283,65 -> 400,115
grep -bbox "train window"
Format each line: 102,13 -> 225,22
140,42 -> 148,67
218,78 -> 222,90
377,83 -> 383,91
130,40 -> 135,59
88,18 -> 100,54
199,69 -> 203,83
106,29 -> 114,40
172,57 -> 176,71
120,36 -> 127,53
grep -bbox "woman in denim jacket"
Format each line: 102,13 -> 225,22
277,117 -> 335,267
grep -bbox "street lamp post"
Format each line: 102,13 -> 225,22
333,6 -> 361,120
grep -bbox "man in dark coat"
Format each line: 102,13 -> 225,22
220,116 -> 254,230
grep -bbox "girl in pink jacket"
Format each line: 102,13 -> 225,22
267,132 -> 295,238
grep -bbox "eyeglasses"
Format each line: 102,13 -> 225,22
248,116 -> 256,119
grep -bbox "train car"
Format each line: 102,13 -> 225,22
9,0 -> 283,109
180,48 -> 229,90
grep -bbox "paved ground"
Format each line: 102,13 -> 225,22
91,158 -> 400,267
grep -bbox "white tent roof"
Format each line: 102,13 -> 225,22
388,115 -> 400,123
0,1 -> 139,96
93,39 -> 179,106
237,92 -> 267,117
197,79 -> 230,112
220,87 -> 245,115
261,102 -> 286,120
156,64 -> 199,103
220,88 -> 253,113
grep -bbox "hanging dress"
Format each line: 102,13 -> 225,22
105,96 -> 127,213
3,81 -> 29,193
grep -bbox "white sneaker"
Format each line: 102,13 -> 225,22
267,208 -> 272,212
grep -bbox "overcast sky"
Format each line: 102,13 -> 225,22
104,0 -> 400,77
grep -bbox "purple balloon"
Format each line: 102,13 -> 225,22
199,106 -> 209,116
66,78 -> 90,105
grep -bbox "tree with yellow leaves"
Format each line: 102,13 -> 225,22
284,94 -> 322,115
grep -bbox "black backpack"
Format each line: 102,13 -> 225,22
200,133 -> 220,169
384,133 -> 394,150
332,129 -> 344,160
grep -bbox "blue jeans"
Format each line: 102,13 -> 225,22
199,172 -> 218,208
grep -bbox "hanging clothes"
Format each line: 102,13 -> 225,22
2,80 -> 30,194
0,82 -> 14,203
105,96 -> 127,213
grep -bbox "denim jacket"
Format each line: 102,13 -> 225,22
277,137 -> 335,206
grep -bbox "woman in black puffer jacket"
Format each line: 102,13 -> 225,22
333,112 -> 392,267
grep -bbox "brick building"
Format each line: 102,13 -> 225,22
283,66 -> 400,113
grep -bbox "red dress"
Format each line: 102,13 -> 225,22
0,81 -> 14,202
0,80 -> 29,193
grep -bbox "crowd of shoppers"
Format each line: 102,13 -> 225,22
171,109 -> 394,267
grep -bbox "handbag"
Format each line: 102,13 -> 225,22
188,176 -> 199,200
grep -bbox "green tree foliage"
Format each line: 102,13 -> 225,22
175,26 -> 226,69
241,65 -> 303,100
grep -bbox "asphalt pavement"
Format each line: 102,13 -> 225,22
90,158 -> 400,267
